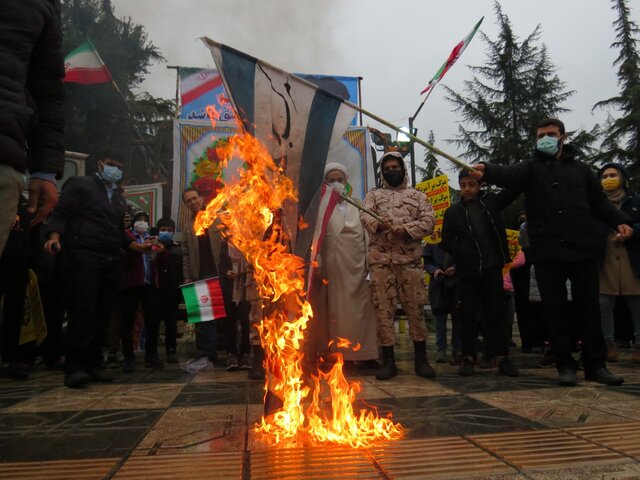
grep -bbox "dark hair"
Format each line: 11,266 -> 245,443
597,162 -> 630,187
181,188 -> 200,201
132,211 -> 149,222
458,169 -> 475,180
537,118 -> 565,135
157,217 -> 176,229
94,149 -> 125,165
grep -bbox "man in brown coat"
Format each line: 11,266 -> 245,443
361,152 -> 436,380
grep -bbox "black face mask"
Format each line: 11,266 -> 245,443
383,170 -> 404,187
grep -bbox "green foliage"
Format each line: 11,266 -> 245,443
444,2 -> 574,166
593,0 -> 640,167
61,0 -> 173,182
416,131 -> 443,181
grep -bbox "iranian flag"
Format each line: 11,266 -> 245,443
420,17 -> 484,95
64,40 -> 112,84
181,277 -> 227,323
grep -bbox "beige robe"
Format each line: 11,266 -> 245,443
318,202 -> 378,361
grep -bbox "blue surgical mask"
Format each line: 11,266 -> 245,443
536,136 -> 560,156
158,231 -> 174,243
101,164 -> 123,183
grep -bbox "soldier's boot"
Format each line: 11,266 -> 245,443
414,341 -> 436,378
248,345 -> 265,380
375,346 -> 398,381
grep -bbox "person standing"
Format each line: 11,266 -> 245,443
361,151 -> 436,380
44,151 -> 148,388
473,118 -> 632,386
0,0 -> 65,255
597,163 -> 640,364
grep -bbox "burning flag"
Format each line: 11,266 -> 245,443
64,40 -> 112,84
195,38 -> 404,447
420,17 -> 484,95
181,277 -> 227,323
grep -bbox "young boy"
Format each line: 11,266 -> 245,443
441,171 -> 519,377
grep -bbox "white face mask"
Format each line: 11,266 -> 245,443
329,181 -> 346,195
133,220 -> 149,234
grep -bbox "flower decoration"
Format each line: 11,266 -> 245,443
190,138 -> 227,204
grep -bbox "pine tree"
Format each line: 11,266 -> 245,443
593,0 -> 640,166
416,131 -> 443,181
443,2 -> 574,166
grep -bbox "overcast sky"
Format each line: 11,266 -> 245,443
111,0 -> 639,181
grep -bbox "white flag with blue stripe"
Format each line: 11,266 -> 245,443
201,37 -> 358,250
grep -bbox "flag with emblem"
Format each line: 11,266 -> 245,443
180,277 -> 227,323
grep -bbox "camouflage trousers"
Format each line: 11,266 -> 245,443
370,264 -> 428,346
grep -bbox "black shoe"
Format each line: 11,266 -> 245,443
477,355 -> 497,369
225,354 -> 240,371
248,345 -> 265,380
3,362 -> 29,379
557,369 -> 578,386
376,346 -> 398,380
239,354 -> 252,370
498,356 -> 519,377
64,371 -> 91,388
585,367 -> 624,386
458,357 -> 474,376
145,355 -> 165,369
122,357 -> 136,373
88,368 -> 114,382
414,341 -> 435,378
449,350 -> 462,366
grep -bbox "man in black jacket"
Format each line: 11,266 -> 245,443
44,151 -> 149,388
441,171 -> 520,377
0,0 -> 65,255
473,118 -> 632,386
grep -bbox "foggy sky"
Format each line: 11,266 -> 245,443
110,0 -> 639,181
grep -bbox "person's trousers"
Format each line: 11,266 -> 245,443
0,260 -> 29,364
435,312 -> 462,352
65,253 -> 122,374
121,285 -> 160,360
158,293 -> 178,353
370,264 -> 428,347
457,267 -> 508,359
535,260 -> 607,374
600,294 -> 640,343
0,165 -> 25,257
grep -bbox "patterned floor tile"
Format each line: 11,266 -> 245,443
0,458 -> 120,480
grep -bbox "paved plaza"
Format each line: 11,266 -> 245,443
1,332 -> 640,479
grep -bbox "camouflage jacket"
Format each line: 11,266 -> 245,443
361,182 -> 435,266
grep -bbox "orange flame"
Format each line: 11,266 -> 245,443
194,113 -> 403,448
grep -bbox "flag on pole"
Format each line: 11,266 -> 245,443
181,277 -> 227,323
420,17 -> 484,95
64,40 -> 112,84
200,37 -> 358,251
179,68 -> 224,107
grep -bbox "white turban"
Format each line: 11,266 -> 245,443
324,162 -> 348,178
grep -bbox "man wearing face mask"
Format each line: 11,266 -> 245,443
361,151 -> 436,380
472,118 -> 633,386
44,151 -> 151,388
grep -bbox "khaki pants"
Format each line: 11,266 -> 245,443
0,165 -> 26,255
370,264 -> 428,346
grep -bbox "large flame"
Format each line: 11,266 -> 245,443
194,110 -> 403,448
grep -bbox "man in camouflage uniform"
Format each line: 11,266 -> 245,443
361,151 -> 436,380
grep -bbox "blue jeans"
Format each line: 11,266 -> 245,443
599,294 -> 640,342
435,312 -> 462,352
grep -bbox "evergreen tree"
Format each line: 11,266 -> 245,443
416,131 -> 443,181
61,0 -> 173,181
593,0 -> 640,166
443,2 -> 573,166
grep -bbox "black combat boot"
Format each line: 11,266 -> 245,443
375,346 -> 398,380
414,341 -> 436,378
248,345 -> 265,380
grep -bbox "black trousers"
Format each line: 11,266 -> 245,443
457,266 -> 509,358
511,263 -> 544,349
158,290 -> 178,353
65,253 -> 122,374
535,260 -> 606,374
224,300 -> 251,356
0,260 -> 29,364
121,284 -> 160,360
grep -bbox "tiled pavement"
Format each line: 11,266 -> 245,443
1,336 -> 640,479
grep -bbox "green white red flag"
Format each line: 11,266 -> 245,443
420,17 -> 484,95
64,40 -> 112,84
180,277 -> 227,323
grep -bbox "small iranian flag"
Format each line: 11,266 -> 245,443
64,40 -> 112,84
420,17 -> 484,95
181,277 -> 227,323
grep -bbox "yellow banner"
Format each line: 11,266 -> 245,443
416,175 -> 451,244
502,228 -> 522,274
